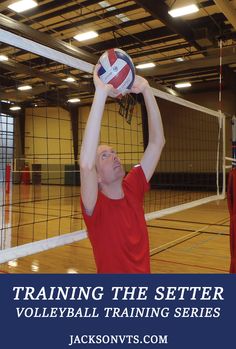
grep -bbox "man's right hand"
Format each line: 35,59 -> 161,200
93,64 -> 120,98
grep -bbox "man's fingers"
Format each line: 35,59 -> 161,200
94,63 -> 101,72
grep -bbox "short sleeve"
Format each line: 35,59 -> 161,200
80,192 -> 102,230
123,164 -> 150,201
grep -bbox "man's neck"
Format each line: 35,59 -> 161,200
101,181 -> 124,199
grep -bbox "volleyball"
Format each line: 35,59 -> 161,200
97,48 -> 135,96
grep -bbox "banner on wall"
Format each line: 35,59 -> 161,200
0,274 -> 235,349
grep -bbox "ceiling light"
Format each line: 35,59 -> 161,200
67,98 -> 81,103
175,82 -> 192,88
8,0 -> 38,13
10,106 -> 21,111
174,57 -> 185,62
106,6 -> 116,11
0,55 -> 8,61
99,1 -> 116,11
83,74 -> 92,79
1,100 -> 11,104
116,14 -> 130,22
17,85 -> 32,91
168,4 -> 199,18
136,62 -> 156,69
62,77 -> 76,83
99,1 -> 110,8
73,31 -> 98,42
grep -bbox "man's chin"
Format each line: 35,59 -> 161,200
115,167 -> 125,177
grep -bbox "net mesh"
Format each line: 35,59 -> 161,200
0,37 -> 225,263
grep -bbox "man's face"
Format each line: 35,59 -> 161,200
96,145 -> 125,185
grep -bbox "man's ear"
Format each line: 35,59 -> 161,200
97,177 -> 102,191
97,172 -> 102,185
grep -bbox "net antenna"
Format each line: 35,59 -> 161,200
0,28 -> 226,264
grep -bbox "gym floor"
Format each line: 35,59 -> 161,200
0,186 -> 230,274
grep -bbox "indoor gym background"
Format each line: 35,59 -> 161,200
0,0 -> 236,273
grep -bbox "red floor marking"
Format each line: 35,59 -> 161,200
0,270 -> 10,274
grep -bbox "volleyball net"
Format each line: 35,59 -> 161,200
0,29 -> 225,263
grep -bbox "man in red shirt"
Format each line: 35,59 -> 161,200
80,65 -> 165,273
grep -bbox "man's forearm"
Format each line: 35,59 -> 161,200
80,89 -> 107,170
143,86 -> 165,146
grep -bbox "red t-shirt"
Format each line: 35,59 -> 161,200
81,165 -> 150,274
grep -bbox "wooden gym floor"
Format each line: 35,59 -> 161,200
0,185 -> 230,274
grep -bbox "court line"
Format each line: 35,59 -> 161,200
150,232 -> 202,256
148,224 -> 229,236
9,193 -> 80,206
153,258 -> 228,273
8,209 -> 60,218
149,216 -> 230,226
149,216 -> 229,255
12,203 -> 81,214
1,214 -> 84,230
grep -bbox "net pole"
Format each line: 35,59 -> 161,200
217,39 -> 226,197
216,114 -> 222,196
232,116 -> 236,168
219,39 -> 223,113
222,112 -> 226,197
216,39 -> 223,197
